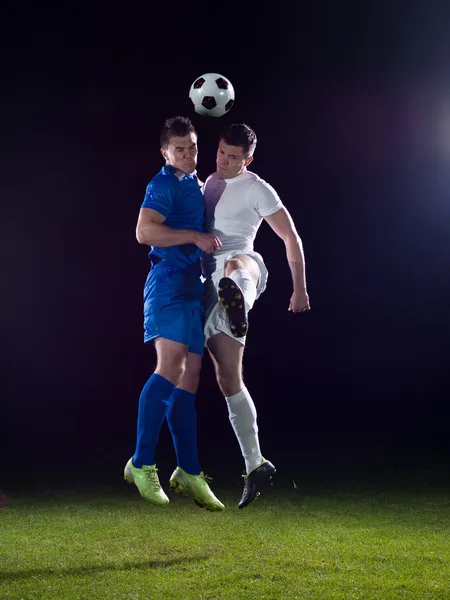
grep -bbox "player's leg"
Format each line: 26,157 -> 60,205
134,337 -> 188,468
125,266 -> 191,506
167,351 -> 202,476
218,254 -> 260,338
207,332 -> 275,508
207,332 -> 259,468
167,292 -> 224,511
225,253 -> 260,284
125,337 -> 189,506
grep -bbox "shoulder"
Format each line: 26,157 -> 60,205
232,170 -> 258,187
203,172 -> 218,187
146,167 -> 177,194
247,171 -> 279,198
201,172 -> 219,194
246,171 -> 283,215
233,170 -> 277,195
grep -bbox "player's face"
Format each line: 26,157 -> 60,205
162,133 -> 198,174
216,141 -> 253,179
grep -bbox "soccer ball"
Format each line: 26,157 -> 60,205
189,73 -> 235,117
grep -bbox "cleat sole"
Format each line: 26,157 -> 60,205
217,277 -> 248,338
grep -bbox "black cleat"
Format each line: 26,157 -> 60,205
218,277 -> 248,338
238,460 -> 276,509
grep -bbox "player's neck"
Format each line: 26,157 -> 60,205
167,163 -> 196,178
217,167 -> 247,181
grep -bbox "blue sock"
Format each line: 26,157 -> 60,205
167,388 -> 201,475
133,373 -> 175,468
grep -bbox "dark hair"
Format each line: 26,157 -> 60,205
160,116 -> 197,148
219,123 -> 257,157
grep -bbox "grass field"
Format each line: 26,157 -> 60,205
1,475 -> 450,600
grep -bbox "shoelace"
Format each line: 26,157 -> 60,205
144,467 -> 161,491
200,473 -> 213,484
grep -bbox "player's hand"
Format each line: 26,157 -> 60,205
195,232 -> 222,254
288,289 -> 310,313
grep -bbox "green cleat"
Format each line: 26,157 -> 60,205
124,458 -> 169,506
169,467 -> 225,511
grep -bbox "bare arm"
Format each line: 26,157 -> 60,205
264,207 -> 310,311
136,208 -> 222,253
136,208 -> 197,247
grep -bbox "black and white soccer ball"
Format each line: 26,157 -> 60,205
189,73 -> 235,117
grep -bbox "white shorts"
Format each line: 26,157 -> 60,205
203,250 -> 268,346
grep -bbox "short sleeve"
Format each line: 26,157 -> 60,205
250,179 -> 283,217
141,179 -> 173,218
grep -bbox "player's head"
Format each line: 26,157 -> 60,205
217,123 -> 257,178
160,116 -> 198,174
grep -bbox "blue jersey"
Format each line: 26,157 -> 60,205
141,164 -> 205,271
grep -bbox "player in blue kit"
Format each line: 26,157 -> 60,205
124,116 -> 224,511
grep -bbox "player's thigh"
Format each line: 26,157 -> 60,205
144,268 -> 198,348
163,294 -> 204,391
207,332 -> 244,377
225,253 -> 260,283
176,290 -> 204,393
187,296 -> 206,358
203,276 -> 218,323
154,337 -> 189,372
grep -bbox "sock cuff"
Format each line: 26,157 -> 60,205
152,373 -> 176,392
228,269 -> 258,312
229,269 -> 253,283
225,387 -> 249,405
171,387 -> 195,401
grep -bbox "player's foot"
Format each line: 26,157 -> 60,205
239,459 -> 276,509
169,467 -> 225,511
124,458 -> 169,506
218,277 -> 248,338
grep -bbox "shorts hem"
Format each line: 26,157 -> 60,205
144,333 -> 204,356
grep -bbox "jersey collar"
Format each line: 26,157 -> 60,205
222,169 -> 248,184
164,164 -> 197,181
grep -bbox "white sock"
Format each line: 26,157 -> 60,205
225,387 -> 264,474
228,269 -> 257,312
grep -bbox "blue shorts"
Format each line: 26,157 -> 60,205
143,262 -> 205,356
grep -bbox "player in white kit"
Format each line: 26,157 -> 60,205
201,123 -> 310,508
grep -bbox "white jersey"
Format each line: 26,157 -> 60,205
201,169 -> 283,277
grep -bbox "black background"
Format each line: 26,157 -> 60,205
2,3 -> 450,488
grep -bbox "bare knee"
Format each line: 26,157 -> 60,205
156,354 -> 187,386
224,256 -> 246,277
215,361 -> 243,397
154,339 -> 188,386
178,353 -> 202,394
208,333 -> 244,397
224,254 -> 260,284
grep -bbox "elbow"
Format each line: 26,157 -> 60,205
136,227 -> 148,245
284,231 -> 301,247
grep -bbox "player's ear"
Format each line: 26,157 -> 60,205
160,147 -> 168,161
245,156 -> 254,167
